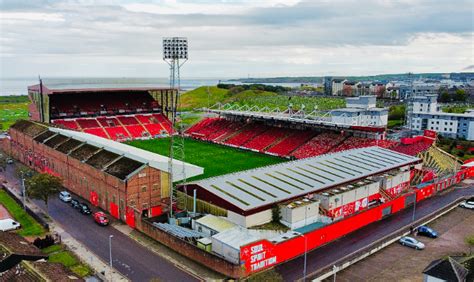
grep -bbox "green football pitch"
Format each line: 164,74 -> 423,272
127,137 -> 287,182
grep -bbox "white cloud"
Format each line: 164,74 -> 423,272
0,12 -> 65,22
0,0 -> 472,78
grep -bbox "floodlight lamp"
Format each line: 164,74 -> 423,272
163,37 -> 188,60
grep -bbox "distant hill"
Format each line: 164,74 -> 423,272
179,86 -> 277,110
179,86 -> 344,111
229,73 -> 451,84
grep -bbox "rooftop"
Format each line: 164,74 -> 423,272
50,127 -> 203,181
190,146 -> 420,212
28,84 -> 171,96
195,214 -> 236,233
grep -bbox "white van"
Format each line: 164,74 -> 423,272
0,219 -> 21,231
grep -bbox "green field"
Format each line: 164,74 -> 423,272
0,95 -> 29,131
127,137 -> 286,181
0,189 -> 45,236
180,86 -> 345,111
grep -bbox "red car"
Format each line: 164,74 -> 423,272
93,212 -> 109,226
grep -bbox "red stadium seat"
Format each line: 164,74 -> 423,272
125,125 -> 149,138
244,128 -> 289,151
117,116 -> 139,125
105,126 -> 131,141
267,130 -> 315,156
52,119 -> 79,130
76,118 -> 100,129
83,128 -> 109,139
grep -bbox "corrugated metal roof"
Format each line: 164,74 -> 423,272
49,127 -> 204,181
191,146 -> 419,211
28,84 -> 171,95
211,227 -> 261,251
195,215 -> 236,233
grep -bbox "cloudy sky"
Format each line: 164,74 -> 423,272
0,0 -> 472,78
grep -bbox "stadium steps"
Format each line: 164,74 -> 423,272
262,131 -> 292,152
116,118 -> 133,139
325,135 -> 350,154
217,124 -> 244,143
240,127 -> 272,147
284,131 -> 320,156
135,116 -> 153,138
379,188 -> 394,201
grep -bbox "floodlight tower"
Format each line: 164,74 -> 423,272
163,37 -> 188,218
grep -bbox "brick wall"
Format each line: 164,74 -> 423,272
135,217 -> 246,279
5,125 -> 166,224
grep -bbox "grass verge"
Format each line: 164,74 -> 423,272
45,246 -> 93,277
0,189 -> 45,236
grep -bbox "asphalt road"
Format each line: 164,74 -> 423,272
3,165 -> 198,282
35,197 -> 199,282
276,186 -> 474,281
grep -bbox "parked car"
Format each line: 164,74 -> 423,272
0,219 -> 21,231
70,199 -> 80,209
417,225 -> 438,238
6,158 -> 13,164
459,201 -> 474,210
93,212 -> 109,226
59,191 -> 72,202
399,236 -> 425,250
79,203 -> 92,215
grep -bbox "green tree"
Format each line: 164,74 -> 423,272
466,235 -> 474,255
439,91 -> 451,103
271,205 -> 282,223
454,89 -> 467,102
26,173 -> 63,213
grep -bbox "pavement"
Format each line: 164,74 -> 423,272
0,164 -> 201,282
0,204 -> 12,220
275,183 -> 474,281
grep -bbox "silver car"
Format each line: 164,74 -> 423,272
459,201 -> 474,210
59,191 -> 72,202
399,236 -> 425,250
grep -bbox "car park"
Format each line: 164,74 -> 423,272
399,236 -> 425,250
59,191 -> 72,202
417,225 -> 438,238
93,212 -> 109,226
459,200 -> 474,210
79,203 -> 92,215
70,199 -> 80,209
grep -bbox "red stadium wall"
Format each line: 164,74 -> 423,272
240,172 -> 467,275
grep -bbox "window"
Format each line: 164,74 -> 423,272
152,184 -> 159,191
141,186 -> 147,192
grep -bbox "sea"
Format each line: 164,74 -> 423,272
0,77 -> 303,96
0,77 -> 225,96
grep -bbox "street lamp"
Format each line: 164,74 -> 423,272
109,235 -> 114,268
21,172 -> 26,210
295,232 -> 308,281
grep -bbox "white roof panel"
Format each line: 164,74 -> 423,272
50,127 -> 204,181
191,146 -> 419,211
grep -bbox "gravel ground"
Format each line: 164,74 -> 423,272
329,207 -> 474,282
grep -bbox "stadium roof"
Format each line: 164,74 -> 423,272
50,127 -> 203,181
190,146 -> 420,212
28,84 -> 171,95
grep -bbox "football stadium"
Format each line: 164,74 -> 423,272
1,82 -> 473,278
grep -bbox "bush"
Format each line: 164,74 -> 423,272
271,205 -> 281,223
33,235 -> 55,249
